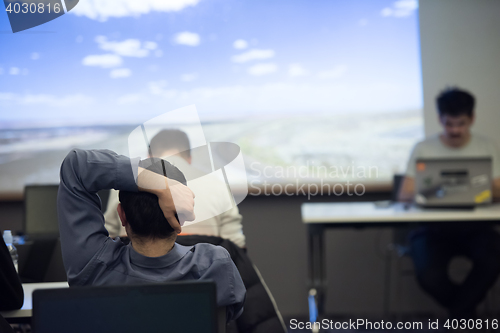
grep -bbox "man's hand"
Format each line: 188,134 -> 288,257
162,178 -> 196,229
137,167 -> 195,233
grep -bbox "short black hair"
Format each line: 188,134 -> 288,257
119,158 -> 187,239
150,129 -> 191,160
436,87 -> 475,118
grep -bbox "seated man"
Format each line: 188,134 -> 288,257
57,149 -> 246,321
399,87 -> 500,319
104,129 -> 246,248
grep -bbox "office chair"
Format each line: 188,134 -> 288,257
177,235 -> 287,333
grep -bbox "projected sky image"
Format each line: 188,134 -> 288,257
0,0 -> 422,194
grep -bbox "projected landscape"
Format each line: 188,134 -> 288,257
0,0 -> 423,195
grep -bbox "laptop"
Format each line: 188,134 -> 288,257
414,157 -> 492,208
32,281 -> 220,333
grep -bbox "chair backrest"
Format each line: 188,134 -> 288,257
32,281 -> 219,333
391,174 -> 414,255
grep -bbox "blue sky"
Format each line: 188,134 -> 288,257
0,0 -> 422,128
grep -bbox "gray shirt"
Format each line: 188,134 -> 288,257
405,133 -> 500,178
57,149 -> 245,321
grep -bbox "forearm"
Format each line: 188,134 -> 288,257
58,149 -> 138,277
493,178 -> 500,202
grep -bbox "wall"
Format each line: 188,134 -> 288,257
420,0 -> 500,146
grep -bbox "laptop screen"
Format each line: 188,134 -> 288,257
32,281 -> 217,333
414,157 -> 492,207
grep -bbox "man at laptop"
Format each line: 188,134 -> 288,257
57,149 -> 246,321
399,87 -> 500,319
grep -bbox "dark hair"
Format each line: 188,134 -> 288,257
150,129 -> 191,160
119,158 -> 187,239
436,87 -> 475,118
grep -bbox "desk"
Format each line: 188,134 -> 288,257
301,202 -> 500,317
0,282 -> 68,321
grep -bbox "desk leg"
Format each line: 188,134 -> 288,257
308,225 -> 326,319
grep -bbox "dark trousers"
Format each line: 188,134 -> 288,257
410,223 -> 500,318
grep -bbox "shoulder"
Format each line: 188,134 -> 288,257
181,243 -> 233,275
191,243 -> 230,260
408,135 -> 439,157
416,134 -> 441,149
471,134 -> 498,149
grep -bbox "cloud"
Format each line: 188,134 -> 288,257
70,0 -> 200,21
95,36 -> 156,57
117,93 -> 145,105
381,0 -> 418,18
247,63 -> 277,76
143,41 -> 158,50
233,39 -> 248,50
180,73 -> 198,82
231,49 -> 275,63
31,52 -> 40,60
317,65 -> 348,79
82,54 -> 123,68
173,31 -> 200,46
0,92 -> 16,101
288,63 -> 309,77
9,67 -> 20,75
148,80 -> 168,95
0,92 -> 92,107
110,68 -> 132,78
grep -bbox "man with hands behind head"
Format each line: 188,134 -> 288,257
57,149 -> 246,321
104,129 -> 246,248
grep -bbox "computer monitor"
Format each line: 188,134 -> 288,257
32,281 -> 219,333
24,185 -> 60,237
24,185 -> 111,237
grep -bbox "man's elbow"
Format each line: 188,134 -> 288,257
62,149 -> 85,166
60,149 -> 87,178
